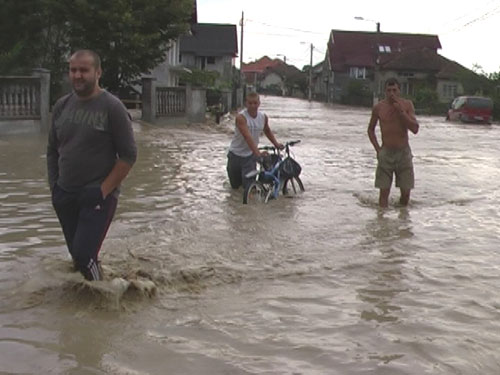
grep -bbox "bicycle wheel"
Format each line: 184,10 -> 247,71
282,176 -> 305,196
243,181 -> 267,204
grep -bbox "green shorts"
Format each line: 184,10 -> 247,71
375,146 -> 414,190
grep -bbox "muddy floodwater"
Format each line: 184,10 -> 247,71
1,96 -> 500,374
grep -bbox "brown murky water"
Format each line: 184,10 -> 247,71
1,96 -> 500,374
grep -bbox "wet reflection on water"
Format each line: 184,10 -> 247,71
2,96 -> 500,373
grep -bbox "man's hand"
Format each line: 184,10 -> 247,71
392,99 -> 405,113
276,143 -> 285,150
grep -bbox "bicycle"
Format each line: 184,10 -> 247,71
243,140 -> 304,204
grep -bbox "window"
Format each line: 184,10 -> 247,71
378,45 -> 391,53
443,84 -> 457,99
349,67 -> 366,79
207,56 -> 216,64
400,82 -> 409,95
398,72 -> 414,78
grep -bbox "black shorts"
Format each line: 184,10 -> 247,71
226,151 -> 257,189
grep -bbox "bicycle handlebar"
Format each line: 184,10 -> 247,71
259,145 -> 276,151
286,140 -> 301,147
258,140 -> 301,152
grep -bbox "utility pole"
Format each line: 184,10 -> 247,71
240,11 -> 244,72
308,43 -> 313,102
239,11 -> 245,105
374,22 -> 380,105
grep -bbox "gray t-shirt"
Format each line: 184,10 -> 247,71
47,90 -> 137,192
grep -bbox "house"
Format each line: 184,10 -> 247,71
146,0 -> 199,87
241,56 -> 283,87
261,63 -> 306,97
323,29 -> 464,104
311,60 -> 333,102
149,39 -> 185,87
378,47 -> 470,103
179,23 -> 238,84
242,56 -> 307,97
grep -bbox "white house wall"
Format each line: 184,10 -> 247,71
150,38 -> 181,86
261,73 -> 283,88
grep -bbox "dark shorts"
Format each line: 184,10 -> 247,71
375,146 -> 414,190
52,183 -> 118,280
226,151 -> 257,190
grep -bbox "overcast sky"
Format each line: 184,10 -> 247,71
197,0 -> 500,74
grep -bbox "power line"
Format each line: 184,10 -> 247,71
461,5 -> 500,28
441,3 -> 500,34
439,0 -> 498,30
246,18 -> 324,35
246,31 -> 302,38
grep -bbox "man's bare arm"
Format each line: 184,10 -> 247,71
394,100 -> 419,134
263,115 -> 283,149
235,114 -> 261,156
367,107 -> 381,153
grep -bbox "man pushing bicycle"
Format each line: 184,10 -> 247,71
226,92 -> 283,192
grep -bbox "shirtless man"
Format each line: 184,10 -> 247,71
367,77 -> 419,208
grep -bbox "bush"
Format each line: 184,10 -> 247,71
180,69 -> 219,87
414,87 -> 438,109
341,80 -> 372,106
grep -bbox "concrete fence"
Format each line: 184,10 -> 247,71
157,87 -> 186,116
0,69 -> 50,134
141,76 -> 206,125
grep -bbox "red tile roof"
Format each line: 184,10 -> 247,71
265,63 -> 304,80
328,30 -> 442,71
242,56 -> 284,73
381,48 -> 443,71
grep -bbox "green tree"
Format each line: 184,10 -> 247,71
64,0 -> 192,92
0,0 -> 192,94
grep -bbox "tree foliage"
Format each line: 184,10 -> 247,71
180,68 -> 219,88
0,0 -> 192,95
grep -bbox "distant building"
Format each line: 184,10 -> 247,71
180,23 -> 238,84
149,39 -> 184,87
242,56 -> 307,97
325,29 -> 441,103
311,60 -> 332,102
242,56 -> 283,87
317,29 -> 479,106
142,1 -> 198,88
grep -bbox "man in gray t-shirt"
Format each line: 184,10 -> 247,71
47,49 -> 137,281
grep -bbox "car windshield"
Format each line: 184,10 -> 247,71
467,97 -> 493,109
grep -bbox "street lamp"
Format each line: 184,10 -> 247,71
355,16 -> 381,105
276,54 -> 287,64
354,16 -> 380,33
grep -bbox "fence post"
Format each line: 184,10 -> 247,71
186,85 -> 206,123
32,68 -> 50,133
141,76 -> 156,123
221,89 -> 232,113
